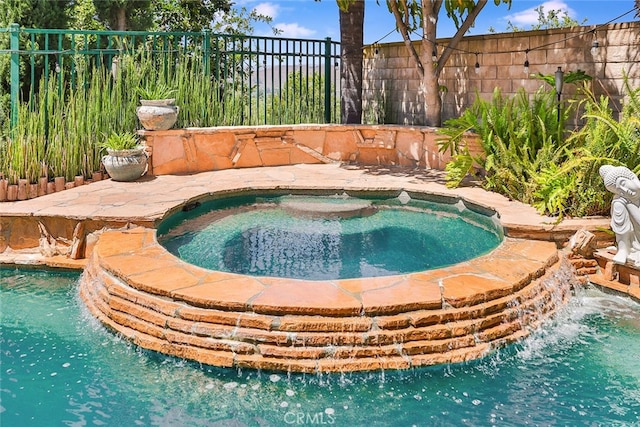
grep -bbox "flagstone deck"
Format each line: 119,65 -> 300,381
0,163 -> 610,263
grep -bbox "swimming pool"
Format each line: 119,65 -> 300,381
2,268 -> 639,426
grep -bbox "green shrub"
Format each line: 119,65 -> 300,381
439,75 -> 640,218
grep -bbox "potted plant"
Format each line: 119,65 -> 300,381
100,132 -> 148,182
135,84 -> 179,131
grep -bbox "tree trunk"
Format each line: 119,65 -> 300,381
339,0 -> 364,124
115,6 -> 127,30
387,0 -> 489,127
421,1 -> 441,127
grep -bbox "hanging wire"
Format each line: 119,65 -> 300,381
370,28 -> 398,46
363,7 -> 636,59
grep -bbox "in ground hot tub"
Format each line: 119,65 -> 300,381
157,192 -> 503,280
79,188 -> 573,373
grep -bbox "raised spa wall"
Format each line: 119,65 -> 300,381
139,124 -> 478,175
79,227 -> 579,373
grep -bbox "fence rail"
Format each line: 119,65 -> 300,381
2,24 -> 342,128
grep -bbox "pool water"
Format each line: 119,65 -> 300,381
1,269 -> 639,426
158,194 -> 502,280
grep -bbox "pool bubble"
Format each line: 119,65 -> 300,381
269,374 -> 281,383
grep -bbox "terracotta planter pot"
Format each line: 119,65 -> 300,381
17,179 -> 28,200
28,183 -> 38,199
55,177 -> 65,192
7,185 -> 18,201
136,99 -> 179,131
102,148 -> 148,182
462,132 -> 486,173
38,177 -> 48,196
0,179 -> 7,201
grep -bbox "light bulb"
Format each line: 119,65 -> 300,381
524,59 -> 530,75
591,39 -> 599,56
475,61 -> 480,74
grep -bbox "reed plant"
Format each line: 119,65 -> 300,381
0,82 -> 48,184
1,40 -> 333,187
172,53 -> 227,127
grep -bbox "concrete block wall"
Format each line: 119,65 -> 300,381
363,22 -> 640,125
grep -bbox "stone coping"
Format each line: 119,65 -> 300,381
588,249 -> 640,302
93,228 -> 560,316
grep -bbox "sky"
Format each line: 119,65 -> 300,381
238,0 -> 638,44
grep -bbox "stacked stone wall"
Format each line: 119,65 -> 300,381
78,227 -> 579,373
140,124 -> 476,175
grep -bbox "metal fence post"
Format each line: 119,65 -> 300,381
324,37 -> 332,123
9,23 -> 20,129
202,29 -> 211,77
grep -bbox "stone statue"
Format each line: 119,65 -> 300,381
599,165 -> 640,265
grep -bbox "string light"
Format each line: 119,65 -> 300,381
474,52 -> 480,74
590,30 -> 599,55
363,7 -> 636,72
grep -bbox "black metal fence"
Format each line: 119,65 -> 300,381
1,24 -> 342,128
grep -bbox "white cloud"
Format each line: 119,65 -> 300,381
505,1 -> 576,26
273,22 -> 316,38
253,2 -> 280,19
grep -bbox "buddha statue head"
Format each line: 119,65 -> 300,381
600,165 -> 640,201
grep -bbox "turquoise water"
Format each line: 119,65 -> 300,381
158,194 -> 502,280
1,268 -> 639,426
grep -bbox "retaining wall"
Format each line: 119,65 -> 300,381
140,124 -> 474,175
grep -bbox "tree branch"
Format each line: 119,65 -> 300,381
436,0 -> 487,75
388,0 -> 424,77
